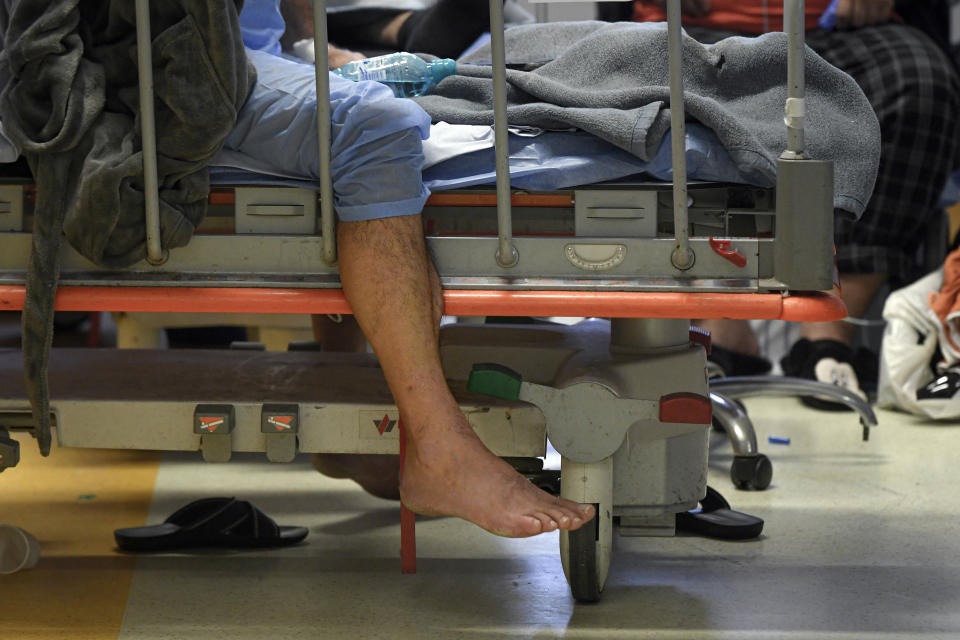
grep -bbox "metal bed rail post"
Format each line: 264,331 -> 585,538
490,0 -> 518,268
783,0 -> 806,159
135,1 -> 338,266
774,0 -> 835,290
313,0 -> 338,266
134,0 -> 166,266
666,0 -> 693,271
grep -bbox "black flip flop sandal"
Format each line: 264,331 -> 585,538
676,486 -> 764,540
114,497 -> 308,552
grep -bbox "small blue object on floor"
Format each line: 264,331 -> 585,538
768,435 -> 791,445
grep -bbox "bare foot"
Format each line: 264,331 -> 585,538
312,453 -> 401,501
399,411 -> 596,538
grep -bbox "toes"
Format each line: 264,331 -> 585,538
552,497 -> 596,524
515,515 -> 544,537
531,512 -> 559,532
541,506 -> 573,528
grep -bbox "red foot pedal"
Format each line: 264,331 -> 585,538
659,392 -> 712,425
708,237 -> 747,268
398,419 -> 416,574
194,404 -> 235,463
261,404 -> 300,463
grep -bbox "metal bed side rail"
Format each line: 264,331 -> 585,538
133,0 -> 338,266
313,1 -> 337,266
493,0 -> 827,287
130,0 -> 834,292
0,231 -> 771,288
134,0 -> 164,266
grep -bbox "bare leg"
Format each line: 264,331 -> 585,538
378,11 -> 413,46
337,215 -> 595,537
799,273 -> 887,344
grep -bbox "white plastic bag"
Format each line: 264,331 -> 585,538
877,269 -> 960,419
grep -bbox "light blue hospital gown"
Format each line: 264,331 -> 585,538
233,0 -> 432,221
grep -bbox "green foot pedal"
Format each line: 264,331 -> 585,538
467,363 -> 523,401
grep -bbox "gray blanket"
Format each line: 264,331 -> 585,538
414,21 -> 880,217
0,0 -> 254,454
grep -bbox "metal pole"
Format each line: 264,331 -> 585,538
313,0 -> 337,265
134,0 -> 166,265
783,0 -> 806,158
667,0 -> 693,270
490,0 -> 518,267
534,3 -> 548,23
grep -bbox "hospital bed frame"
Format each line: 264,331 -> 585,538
0,0 -> 878,601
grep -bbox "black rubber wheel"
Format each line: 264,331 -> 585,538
731,454 -> 773,491
568,516 -> 602,603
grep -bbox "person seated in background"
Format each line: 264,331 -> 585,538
274,0 -> 532,69
631,0 -> 960,407
237,0 -> 596,535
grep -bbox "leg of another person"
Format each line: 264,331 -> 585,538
321,0 -> 493,59
797,273 -> 887,344
337,215 -> 595,537
780,25 -> 960,399
796,24 -> 960,356
693,24 -> 960,381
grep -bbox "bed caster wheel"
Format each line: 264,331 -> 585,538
564,517 -> 603,602
731,454 -> 772,491
560,457 -> 612,603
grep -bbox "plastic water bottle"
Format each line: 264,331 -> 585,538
333,52 -> 457,98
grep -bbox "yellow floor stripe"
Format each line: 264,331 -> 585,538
0,439 -> 160,640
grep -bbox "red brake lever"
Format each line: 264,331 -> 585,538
708,237 -> 747,268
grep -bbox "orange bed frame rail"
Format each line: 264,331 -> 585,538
0,285 -> 846,322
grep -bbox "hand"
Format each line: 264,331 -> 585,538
328,44 -> 366,70
651,0 -> 711,18
835,0 -> 894,29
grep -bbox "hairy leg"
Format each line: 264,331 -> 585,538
337,215 -> 595,537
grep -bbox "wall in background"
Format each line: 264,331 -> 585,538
514,1 -> 598,22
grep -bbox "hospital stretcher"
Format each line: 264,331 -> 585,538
0,0 -> 878,601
